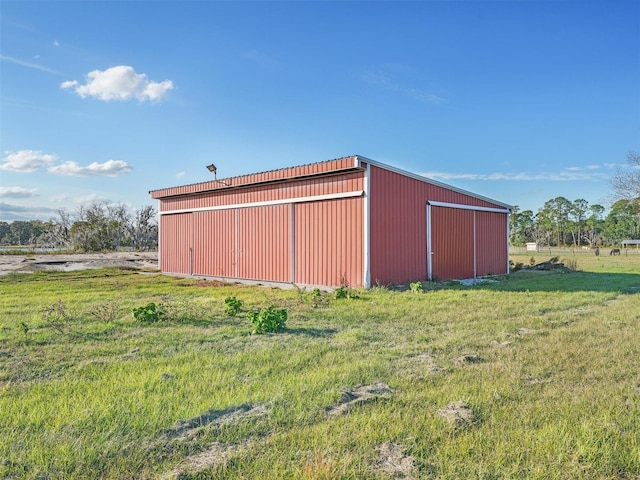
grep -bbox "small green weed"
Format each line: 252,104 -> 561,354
224,296 -> 243,316
132,302 -> 166,324
42,300 -> 69,334
87,297 -> 121,323
310,288 -> 324,307
334,286 -> 359,300
19,322 -> 30,336
409,281 -> 423,293
247,305 -> 287,334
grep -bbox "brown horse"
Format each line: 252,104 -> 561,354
610,248 -> 621,256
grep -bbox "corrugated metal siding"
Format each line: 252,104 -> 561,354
159,213 -> 192,274
193,210 -> 236,277
157,171 -> 364,213
295,197 -> 363,287
430,206 -> 475,280
369,165 -> 508,283
475,210 -> 508,276
238,204 -> 291,282
368,166 -> 427,285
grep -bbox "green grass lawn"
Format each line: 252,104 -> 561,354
1,252 -> 639,479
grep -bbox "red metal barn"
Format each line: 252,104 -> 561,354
149,155 -> 511,287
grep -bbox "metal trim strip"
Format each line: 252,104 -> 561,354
159,190 -> 365,215
427,200 -> 511,214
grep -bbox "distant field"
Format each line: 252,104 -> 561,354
1,253 -> 639,479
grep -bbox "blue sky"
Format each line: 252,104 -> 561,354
1,1 -> 639,222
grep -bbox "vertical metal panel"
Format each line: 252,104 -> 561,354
192,209 -> 236,277
430,206 -> 475,280
238,204 -> 291,282
368,166 -> 428,285
294,197 -> 363,287
475,210 -> 509,276
159,213 -> 192,274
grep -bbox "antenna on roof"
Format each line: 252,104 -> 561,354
205,163 -> 230,186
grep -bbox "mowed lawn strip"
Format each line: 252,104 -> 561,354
0,253 -> 639,479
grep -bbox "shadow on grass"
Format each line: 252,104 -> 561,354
284,327 -> 338,337
479,270 -> 640,294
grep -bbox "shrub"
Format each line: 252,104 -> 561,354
247,306 -> 287,334
224,296 -> 243,316
409,281 -> 423,293
132,302 -> 166,324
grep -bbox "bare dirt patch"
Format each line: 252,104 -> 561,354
437,401 -> 477,428
515,327 -> 536,335
156,404 -> 267,479
373,442 -> 417,479
414,353 -> 447,374
0,252 -> 158,275
160,442 -> 247,480
452,354 -> 484,367
165,403 -> 268,442
326,383 -> 394,417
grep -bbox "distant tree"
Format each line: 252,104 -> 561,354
603,199 -> 640,243
509,206 -> 536,245
0,221 -> 10,244
611,151 -> 640,202
584,204 -> 605,247
537,197 -> 572,246
40,209 -> 72,248
568,198 -> 589,247
130,205 -> 158,251
5,221 -> 45,246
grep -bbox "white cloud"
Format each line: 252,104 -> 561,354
176,171 -> 185,179
0,54 -> 59,74
421,169 -> 610,182
61,65 -> 174,102
49,194 -> 70,203
0,186 -> 38,198
74,193 -> 109,204
1,150 -> 57,172
0,202 -> 58,222
48,159 -> 133,177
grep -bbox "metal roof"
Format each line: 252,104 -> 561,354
149,154 -> 511,210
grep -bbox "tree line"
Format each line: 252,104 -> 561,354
0,201 -> 158,251
510,197 -> 639,247
511,152 -> 640,248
